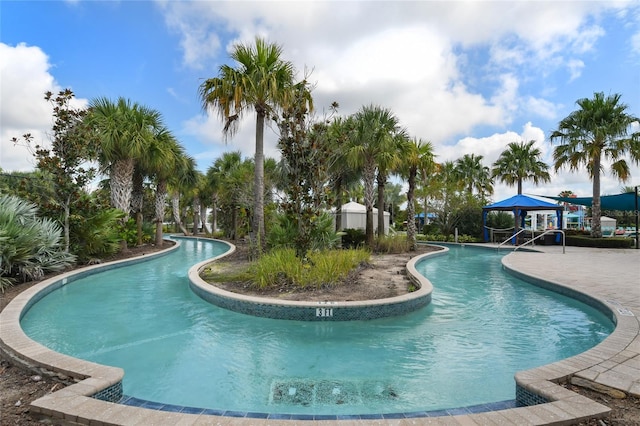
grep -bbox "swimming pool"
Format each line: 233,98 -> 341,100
20,238 -> 613,416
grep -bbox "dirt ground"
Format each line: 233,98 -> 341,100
1,240 -> 638,425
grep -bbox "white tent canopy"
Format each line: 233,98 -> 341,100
336,201 -> 390,234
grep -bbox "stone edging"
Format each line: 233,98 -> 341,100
187,247 -> 442,321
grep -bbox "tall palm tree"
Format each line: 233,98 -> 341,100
199,37 -> 306,253
432,160 -> 465,238
87,97 -> 163,224
345,105 -> 403,247
327,116 -> 360,232
551,92 -> 640,238
168,155 -> 198,236
146,128 -> 185,246
492,140 -> 550,195
399,138 -> 436,250
207,151 -> 243,236
376,128 -> 409,238
455,154 -> 493,200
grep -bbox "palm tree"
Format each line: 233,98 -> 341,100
455,154 -> 493,200
87,97 -> 163,225
551,92 -> 640,238
432,161 -> 465,238
145,128 -> 185,246
399,138 -> 436,250
345,105 -> 403,247
207,151 -> 242,236
376,128 -> 409,238
492,140 -> 550,195
199,37 -> 305,253
327,116 -> 360,232
168,155 -> 198,236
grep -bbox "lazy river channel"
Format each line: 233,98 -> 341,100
20,238 -> 613,416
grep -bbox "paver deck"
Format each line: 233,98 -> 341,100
1,243 -> 638,425
503,245 -> 640,399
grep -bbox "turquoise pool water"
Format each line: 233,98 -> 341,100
20,239 -> 614,415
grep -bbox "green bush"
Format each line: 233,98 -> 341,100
268,211 -> 340,253
250,248 -> 370,289
70,208 -> 122,263
375,234 -> 410,253
566,235 -> 634,248
341,228 -> 366,248
0,194 -> 76,291
485,211 -> 514,230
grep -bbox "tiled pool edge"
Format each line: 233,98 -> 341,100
187,246 -> 442,321
0,241 -> 619,425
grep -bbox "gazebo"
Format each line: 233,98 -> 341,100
482,194 -> 564,244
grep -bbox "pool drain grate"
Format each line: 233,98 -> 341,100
269,379 -> 400,407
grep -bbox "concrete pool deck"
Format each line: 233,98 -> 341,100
0,243 -> 638,425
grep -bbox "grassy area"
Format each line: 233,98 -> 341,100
202,248 -> 371,289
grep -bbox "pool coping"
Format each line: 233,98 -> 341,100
187,245 -> 439,321
1,240 -> 631,425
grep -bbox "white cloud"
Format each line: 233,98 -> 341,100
0,43 -> 56,172
162,0 -> 639,199
0,43 -> 88,173
567,59 -> 586,82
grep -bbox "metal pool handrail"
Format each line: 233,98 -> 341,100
496,228 -> 528,250
514,229 -> 566,254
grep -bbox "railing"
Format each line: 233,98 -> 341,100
496,228 -> 528,250
485,226 -> 515,243
514,229 -> 566,254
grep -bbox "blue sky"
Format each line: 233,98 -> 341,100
1,0 -> 639,202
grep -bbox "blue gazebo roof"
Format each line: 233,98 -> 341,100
483,194 -> 560,211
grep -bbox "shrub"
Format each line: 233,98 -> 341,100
0,194 -> 76,291
342,228 -> 366,248
268,212 -> 340,253
69,208 -> 122,263
566,235 -> 634,248
375,234 -> 410,253
249,248 -> 370,289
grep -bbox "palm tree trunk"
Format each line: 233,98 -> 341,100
155,180 -> 167,247
171,193 -> 189,235
423,195 -> 428,235
377,172 -> 386,238
200,204 -> 211,234
132,170 -> 144,246
363,161 -> 376,248
253,110 -> 266,255
335,178 -> 343,232
192,197 -> 201,235
591,156 -> 602,238
110,158 -> 135,221
407,168 -> 417,251
211,196 -> 218,234
517,178 -> 523,195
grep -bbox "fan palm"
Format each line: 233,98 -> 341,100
345,105 -> 404,247
168,155 -> 198,236
145,128 -> 185,246
399,138 -> 436,250
492,140 -> 550,195
87,97 -> 163,225
551,92 -> 640,238
376,128 -> 409,238
327,116 -> 360,232
199,37 -> 305,253
455,154 -> 493,200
